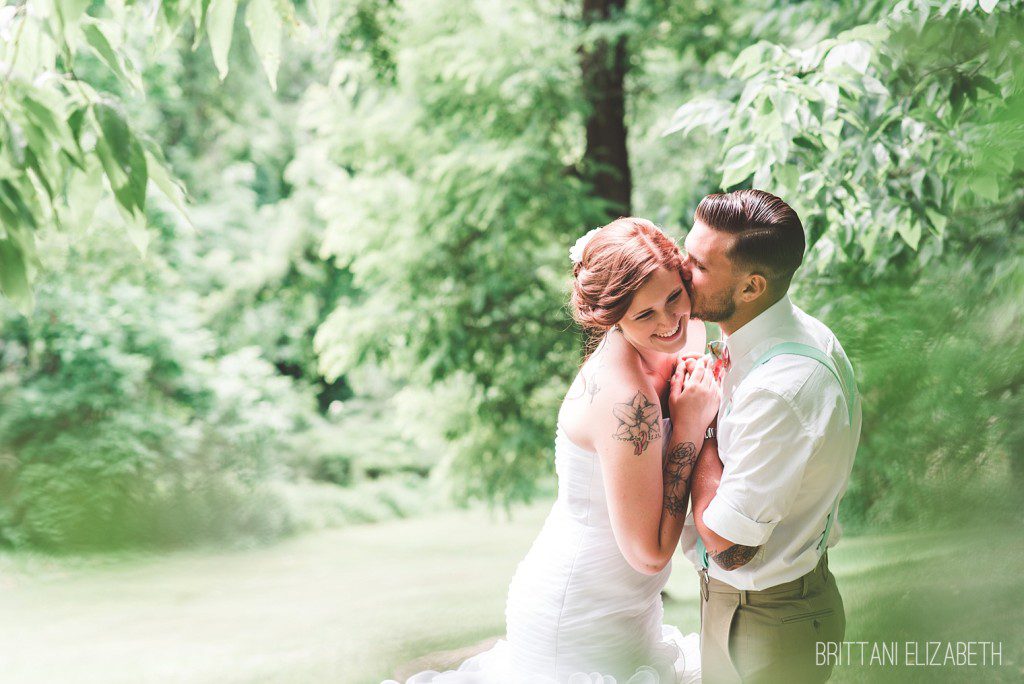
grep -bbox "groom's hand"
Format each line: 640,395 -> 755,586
673,352 -> 702,376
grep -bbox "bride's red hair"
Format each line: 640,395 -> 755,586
570,217 -> 684,337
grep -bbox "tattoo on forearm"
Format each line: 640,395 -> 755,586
612,391 -> 661,455
662,442 -> 696,518
711,544 -> 759,571
663,491 -> 688,518
664,442 -> 697,487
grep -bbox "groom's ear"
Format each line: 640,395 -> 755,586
739,273 -> 769,303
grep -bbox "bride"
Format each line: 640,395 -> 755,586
386,217 -> 719,683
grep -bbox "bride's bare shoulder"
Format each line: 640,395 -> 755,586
558,333 -> 653,451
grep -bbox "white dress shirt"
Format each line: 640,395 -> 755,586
681,295 -> 862,590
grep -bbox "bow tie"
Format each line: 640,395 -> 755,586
707,339 -> 731,381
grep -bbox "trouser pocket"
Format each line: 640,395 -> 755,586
781,608 -> 835,624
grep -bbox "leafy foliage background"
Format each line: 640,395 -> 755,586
0,0 -> 1020,550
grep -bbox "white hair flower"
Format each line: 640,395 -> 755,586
569,227 -> 601,265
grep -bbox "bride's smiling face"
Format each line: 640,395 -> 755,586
616,267 -> 692,354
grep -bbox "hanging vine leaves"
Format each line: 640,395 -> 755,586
0,0 -> 335,313
664,0 -> 1024,278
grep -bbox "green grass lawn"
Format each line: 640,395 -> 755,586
0,500 -> 1020,683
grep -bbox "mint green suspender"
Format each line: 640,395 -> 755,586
695,342 -> 857,573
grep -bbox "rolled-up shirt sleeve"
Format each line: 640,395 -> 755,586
703,387 -> 815,547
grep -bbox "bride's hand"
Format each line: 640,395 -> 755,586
668,356 -> 720,429
674,352 -> 702,376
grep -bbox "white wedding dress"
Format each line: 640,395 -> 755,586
384,418 -> 701,684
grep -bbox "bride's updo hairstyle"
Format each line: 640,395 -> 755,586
570,217 -> 684,343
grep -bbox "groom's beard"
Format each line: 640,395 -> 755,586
691,289 -> 736,322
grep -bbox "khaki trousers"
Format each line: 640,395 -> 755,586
699,553 -> 845,684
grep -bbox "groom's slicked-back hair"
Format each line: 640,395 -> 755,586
694,190 -> 805,293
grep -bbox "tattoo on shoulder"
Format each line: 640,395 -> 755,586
586,345 -> 609,403
612,391 -> 661,455
566,373 -> 587,401
568,345 -> 608,403
586,370 -> 601,404
711,544 -> 759,571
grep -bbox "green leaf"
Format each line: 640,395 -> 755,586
0,180 -> 39,231
753,164 -> 772,189
792,135 -> 818,151
190,0 -> 213,49
769,90 -> 800,127
925,208 -> 948,235
950,78 -> 966,119
730,42 -> 770,79
897,217 -> 922,250
970,174 -> 999,202
973,75 -> 1000,97
95,135 -> 128,190
821,119 -> 843,152
95,103 -> 131,166
54,0 -> 91,38
95,104 -> 131,175
94,104 -> 147,213
126,137 -> 149,213
0,181 -> 39,314
4,119 -> 27,167
24,148 -> 55,201
836,23 -> 890,43
20,93 -> 81,162
311,0 -> 331,30
64,162 -> 105,231
823,41 -> 871,75
858,220 -> 882,258
207,0 -> 239,80
67,106 -> 86,141
115,198 -> 150,257
245,0 -> 282,91
720,144 -> 759,189
772,163 -> 800,192
81,20 -> 142,91
737,79 -> 763,112
0,239 -> 33,315
661,99 -> 731,137
786,80 -> 825,103
144,146 -> 195,232
16,119 -> 60,193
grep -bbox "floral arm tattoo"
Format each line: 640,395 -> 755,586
710,544 -> 759,570
662,441 -> 697,518
612,391 -> 661,455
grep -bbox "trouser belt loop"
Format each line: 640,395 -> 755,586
738,589 -> 748,606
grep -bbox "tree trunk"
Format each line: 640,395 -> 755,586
580,0 -> 631,219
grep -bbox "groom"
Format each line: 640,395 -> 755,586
678,190 -> 861,683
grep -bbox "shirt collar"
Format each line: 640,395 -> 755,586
723,294 -> 795,362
